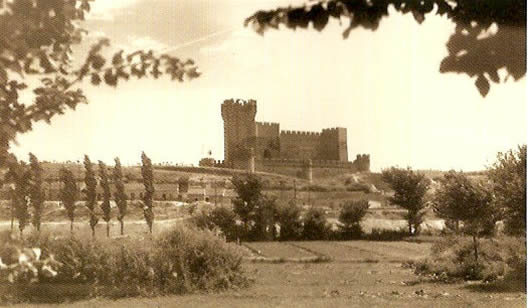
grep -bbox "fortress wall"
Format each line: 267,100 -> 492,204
319,127 -> 348,161
279,130 -> 321,160
256,122 -> 280,137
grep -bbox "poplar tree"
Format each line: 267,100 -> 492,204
141,152 -> 155,234
113,157 -> 128,235
98,161 -> 112,237
28,153 -> 44,232
6,162 -> 30,236
83,155 -> 99,237
59,168 -> 78,234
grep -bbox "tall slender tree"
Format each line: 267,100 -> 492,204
83,155 -> 98,237
28,153 -> 44,232
113,157 -> 128,235
59,168 -> 78,234
6,162 -> 31,236
141,152 -> 155,234
98,161 -> 112,237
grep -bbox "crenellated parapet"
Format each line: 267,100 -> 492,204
280,130 -> 321,137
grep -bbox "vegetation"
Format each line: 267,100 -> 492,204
381,167 -> 430,236
301,208 -> 330,241
98,161 -> 112,237
82,155 -> 99,237
141,152 -> 155,234
488,144 -> 526,236
58,168 -> 78,234
7,162 -> 31,236
113,157 -> 128,236
275,201 -> 303,241
338,200 -> 369,239
28,153 -> 44,232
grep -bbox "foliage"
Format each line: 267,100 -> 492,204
98,161 -> 112,237
413,236 -> 525,283
82,155 -> 98,237
231,174 -> 263,235
28,153 -> 44,232
0,0 -> 200,169
276,200 -> 303,241
178,176 -> 190,193
488,145 -> 526,236
338,199 -> 369,239
345,182 -> 371,193
301,208 -> 330,240
141,152 -> 155,233
192,206 -> 240,242
381,167 -> 430,235
0,227 -> 250,302
113,157 -> 128,236
365,227 -> 408,241
58,167 -> 78,233
246,0 -> 526,97
5,161 -> 31,234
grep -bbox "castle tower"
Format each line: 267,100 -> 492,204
221,99 -> 257,168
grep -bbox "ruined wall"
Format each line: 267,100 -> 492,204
221,99 -> 257,167
279,130 -> 321,160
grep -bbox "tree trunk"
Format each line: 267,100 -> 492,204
70,220 -> 74,234
92,227 -> 95,238
472,234 -> 479,262
106,222 -> 110,237
120,220 -> 124,236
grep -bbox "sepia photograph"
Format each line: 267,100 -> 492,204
0,0 -> 526,307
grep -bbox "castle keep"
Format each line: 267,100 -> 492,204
217,99 -> 370,178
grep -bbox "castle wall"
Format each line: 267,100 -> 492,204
255,122 -> 280,159
279,130 -> 321,160
221,99 -> 257,167
319,128 -> 348,161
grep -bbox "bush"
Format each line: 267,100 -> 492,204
365,228 -> 408,241
0,227 -> 250,303
301,208 -> 330,240
191,206 -> 241,241
276,201 -> 303,241
345,183 -> 371,193
413,236 -> 525,283
338,200 -> 369,239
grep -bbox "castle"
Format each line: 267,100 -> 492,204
213,99 -> 370,179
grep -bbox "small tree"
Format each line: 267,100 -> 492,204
28,153 -> 44,232
433,170 -> 473,233
113,157 -> 128,236
302,207 -> 329,240
252,195 -> 278,241
83,155 -> 99,237
141,152 -> 155,234
276,200 -> 303,241
381,167 -> 430,236
488,145 -> 526,236
98,161 -> 112,237
231,174 -> 263,238
338,199 -> 369,239
59,168 -> 78,234
6,162 -> 31,236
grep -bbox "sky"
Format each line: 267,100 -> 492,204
11,0 -> 527,172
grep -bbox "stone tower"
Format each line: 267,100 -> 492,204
221,99 -> 257,168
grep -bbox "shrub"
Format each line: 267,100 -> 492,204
345,183 -> 371,193
191,206 -> 241,241
0,227 -> 250,303
276,201 -> 303,241
338,200 -> 369,239
301,208 -> 330,240
413,236 -> 524,282
365,228 -> 408,241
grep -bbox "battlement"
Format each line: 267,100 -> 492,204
256,121 -> 280,127
222,98 -> 257,106
280,130 -> 321,137
321,127 -> 346,134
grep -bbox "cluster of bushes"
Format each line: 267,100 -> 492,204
412,236 -> 526,284
0,226 -> 250,303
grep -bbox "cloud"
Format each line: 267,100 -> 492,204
87,0 -> 139,21
120,35 -> 169,52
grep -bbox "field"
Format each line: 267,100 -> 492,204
0,220 -> 524,308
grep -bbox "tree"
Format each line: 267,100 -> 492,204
246,0 -> 526,97
488,145 -> 526,236
98,160 -> 112,237
83,155 -> 98,237
433,170 -> 471,233
0,0 -> 200,169
113,157 -> 128,236
5,161 -> 30,236
231,174 -> 263,238
28,153 -> 44,232
302,207 -> 330,240
381,167 -> 430,235
276,200 -> 303,241
338,199 -> 369,239
251,195 -> 279,241
141,152 -> 155,234
59,167 -> 78,234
